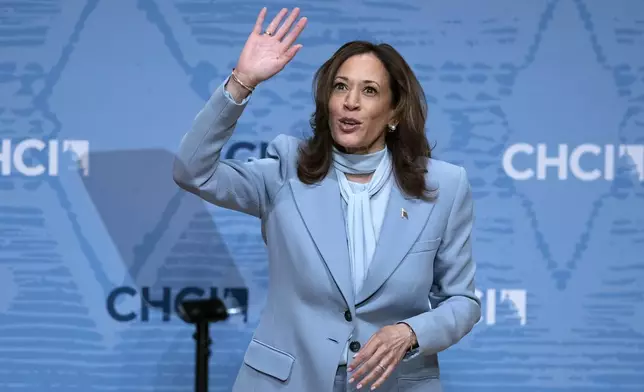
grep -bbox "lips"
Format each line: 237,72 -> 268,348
339,117 -> 362,125
338,117 -> 362,133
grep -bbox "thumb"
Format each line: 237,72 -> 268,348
284,44 -> 303,61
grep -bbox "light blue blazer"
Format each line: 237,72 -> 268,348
172,81 -> 481,392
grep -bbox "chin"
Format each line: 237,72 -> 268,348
331,129 -> 366,151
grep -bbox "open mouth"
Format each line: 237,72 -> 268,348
338,117 -> 362,132
339,117 -> 362,125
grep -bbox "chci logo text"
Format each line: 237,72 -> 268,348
106,286 -> 249,322
503,143 -> 643,181
0,138 -> 89,176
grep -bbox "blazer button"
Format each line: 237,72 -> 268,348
344,310 -> 352,322
349,341 -> 361,353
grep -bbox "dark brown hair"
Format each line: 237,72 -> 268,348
296,40 -> 435,200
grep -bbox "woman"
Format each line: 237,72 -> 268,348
173,7 -> 481,392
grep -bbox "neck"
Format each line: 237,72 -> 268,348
334,137 -> 385,155
332,143 -> 388,181
333,146 -> 382,184
345,172 -> 372,184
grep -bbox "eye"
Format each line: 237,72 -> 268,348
364,86 -> 377,95
333,82 -> 347,90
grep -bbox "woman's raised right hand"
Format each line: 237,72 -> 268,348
234,8 -> 307,87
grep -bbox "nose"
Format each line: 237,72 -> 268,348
343,89 -> 360,110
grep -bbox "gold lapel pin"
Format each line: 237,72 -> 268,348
401,208 -> 408,219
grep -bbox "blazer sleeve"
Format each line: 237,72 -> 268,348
401,166 -> 481,357
172,78 -> 294,219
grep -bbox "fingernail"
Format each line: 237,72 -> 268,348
357,384 -> 362,389
348,377 -> 354,383
347,367 -> 353,372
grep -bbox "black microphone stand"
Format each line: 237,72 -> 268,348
194,317 -> 211,392
178,298 -> 242,392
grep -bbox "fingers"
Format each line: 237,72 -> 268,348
348,343 -> 385,383
367,356 -> 397,390
281,16 -> 308,48
284,44 -> 303,61
252,7 -> 267,35
255,7 -> 306,60
350,347 -> 392,389
348,334 -> 379,372
273,7 -> 299,40
347,327 -> 410,389
264,8 -> 288,35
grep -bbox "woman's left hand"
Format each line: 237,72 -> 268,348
347,323 -> 416,390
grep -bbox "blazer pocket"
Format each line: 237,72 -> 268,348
243,338 -> 295,382
407,238 -> 441,254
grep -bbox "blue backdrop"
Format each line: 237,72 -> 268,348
1,0 -> 643,391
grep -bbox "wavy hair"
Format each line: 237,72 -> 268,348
296,40 -> 435,200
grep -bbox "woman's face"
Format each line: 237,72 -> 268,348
328,53 -> 396,154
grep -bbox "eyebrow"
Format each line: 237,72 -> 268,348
335,76 -> 381,88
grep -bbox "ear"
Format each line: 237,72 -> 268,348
387,108 -> 399,128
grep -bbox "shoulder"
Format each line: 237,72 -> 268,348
425,158 -> 470,204
426,158 -> 467,186
264,134 -> 304,166
259,134 -> 304,182
266,134 -> 303,155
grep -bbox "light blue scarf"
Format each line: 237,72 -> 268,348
332,145 -> 393,296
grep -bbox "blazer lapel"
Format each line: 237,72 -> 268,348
355,184 -> 436,306
289,172 -> 355,311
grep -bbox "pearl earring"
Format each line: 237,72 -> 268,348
387,124 -> 396,132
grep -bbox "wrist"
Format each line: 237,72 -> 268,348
225,69 -> 255,103
232,68 -> 259,89
398,322 -> 418,350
